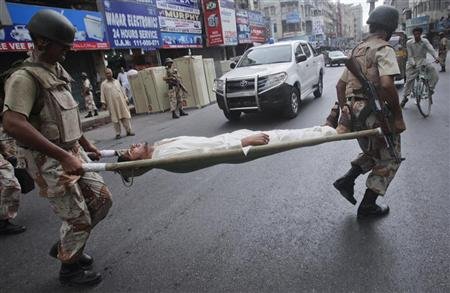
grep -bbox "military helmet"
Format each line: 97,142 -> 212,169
28,9 -> 76,46
164,57 -> 174,64
366,5 -> 399,33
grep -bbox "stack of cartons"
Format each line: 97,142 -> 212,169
174,56 -> 210,108
143,66 -> 170,112
202,58 -> 216,103
128,74 -> 151,114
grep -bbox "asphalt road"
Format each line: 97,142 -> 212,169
1,63 -> 449,292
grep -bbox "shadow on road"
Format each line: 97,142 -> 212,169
216,97 -> 318,132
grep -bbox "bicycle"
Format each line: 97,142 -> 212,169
411,63 -> 435,118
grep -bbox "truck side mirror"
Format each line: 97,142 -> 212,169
295,54 -> 307,63
230,62 -> 236,69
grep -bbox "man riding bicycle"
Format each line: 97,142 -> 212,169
400,27 -> 440,107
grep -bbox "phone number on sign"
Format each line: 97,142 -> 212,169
132,39 -> 160,47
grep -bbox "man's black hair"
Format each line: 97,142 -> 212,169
117,155 -> 130,163
412,27 -> 423,34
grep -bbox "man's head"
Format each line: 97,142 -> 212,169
105,68 -> 113,80
439,32 -> 445,38
366,5 -> 399,40
412,27 -> 423,42
28,10 -> 76,64
81,72 -> 88,79
117,143 -> 154,162
120,67 -> 125,73
165,57 -> 174,68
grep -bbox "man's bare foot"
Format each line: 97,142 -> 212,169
241,133 -> 270,147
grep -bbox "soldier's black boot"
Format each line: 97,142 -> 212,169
94,110 -> 98,116
357,189 -> 389,218
59,262 -> 102,287
179,109 -> 188,116
172,111 -> 179,119
333,165 -> 363,205
84,112 -> 93,118
400,97 -> 408,108
0,219 -> 26,235
49,242 -> 94,269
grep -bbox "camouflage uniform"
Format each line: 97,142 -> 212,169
166,67 -> 184,112
0,130 -> 21,220
3,55 -> 112,262
339,36 -> 403,195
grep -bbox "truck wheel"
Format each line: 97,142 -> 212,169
283,87 -> 300,119
224,110 -> 241,122
314,74 -> 323,98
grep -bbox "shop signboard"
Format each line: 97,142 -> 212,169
236,9 -> 251,44
0,2 -> 109,52
219,0 -> 237,45
285,11 -> 300,24
99,0 -> 160,49
248,10 -> 266,43
156,0 -> 200,14
157,1 -> 202,48
202,0 -> 223,46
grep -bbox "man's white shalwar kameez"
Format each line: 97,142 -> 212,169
152,126 -> 336,160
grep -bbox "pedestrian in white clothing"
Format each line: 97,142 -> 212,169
117,67 -> 131,102
401,27 -> 440,108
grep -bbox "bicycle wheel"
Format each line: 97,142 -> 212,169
415,78 -> 432,118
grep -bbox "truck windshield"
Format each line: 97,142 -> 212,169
238,45 -> 292,67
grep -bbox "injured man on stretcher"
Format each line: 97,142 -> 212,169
115,126 -> 337,162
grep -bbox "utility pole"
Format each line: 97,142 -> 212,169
367,0 -> 378,15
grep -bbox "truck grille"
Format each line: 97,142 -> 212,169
225,77 -> 267,94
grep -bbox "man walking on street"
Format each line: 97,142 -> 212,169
332,5 -> 406,218
117,66 -> 131,102
101,68 -> 135,139
400,27 -> 440,107
2,10 -> 112,286
163,58 -> 188,119
81,72 -> 98,118
438,32 -> 448,72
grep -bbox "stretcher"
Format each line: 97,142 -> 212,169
82,128 -> 383,181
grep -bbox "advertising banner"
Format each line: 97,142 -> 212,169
219,0 -> 237,45
248,10 -> 266,43
160,32 -> 202,48
202,0 -> 223,46
236,9 -> 251,44
157,1 -> 202,48
100,0 -> 160,49
0,2 -> 109,52
156,0 -> 200,14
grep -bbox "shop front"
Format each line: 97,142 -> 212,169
0,2 -> 109,108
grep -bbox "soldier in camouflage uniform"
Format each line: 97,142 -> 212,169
163,58 -> 189,119
329,6 -> 406,218
0,128 -> 26,234
2,10 -> 111,286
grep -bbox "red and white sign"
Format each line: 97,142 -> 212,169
202,0 -> 224,46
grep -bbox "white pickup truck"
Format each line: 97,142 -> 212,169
213,40 -> 325,121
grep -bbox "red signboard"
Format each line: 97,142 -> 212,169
250,25 -> 266,43
202,0 -> 223,46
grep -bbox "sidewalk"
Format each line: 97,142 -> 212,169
81,106 -> 135,131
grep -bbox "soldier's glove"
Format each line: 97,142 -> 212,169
6,156 -> 17,167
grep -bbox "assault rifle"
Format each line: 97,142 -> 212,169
344,57 -> 403,163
